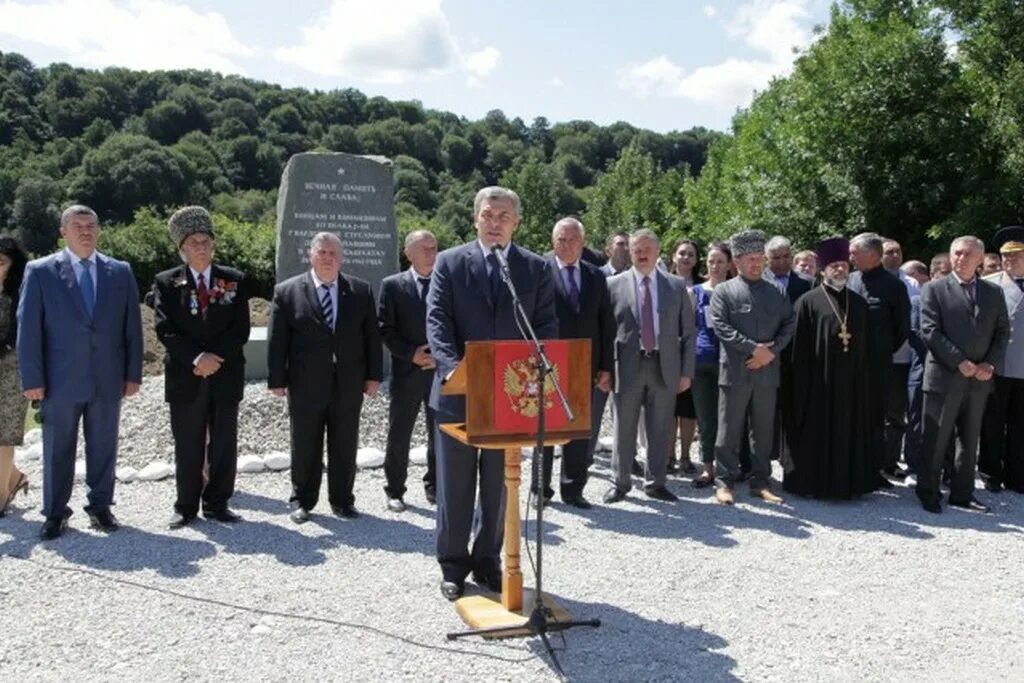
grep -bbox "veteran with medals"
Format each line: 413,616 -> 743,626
784,237 -> 877,498
154,207 -> 251,528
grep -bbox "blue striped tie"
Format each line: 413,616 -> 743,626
79,260 -> 95,318
320,284 -> 333,329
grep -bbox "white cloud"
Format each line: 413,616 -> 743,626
618,0 -> 815,109
544,76 -> 564,87
703,4 -> 718,18
274,0 -> 500,86
0,0 -> 254,74
464,46 -> 500,77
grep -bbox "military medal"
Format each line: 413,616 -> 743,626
821,284 -> 852,352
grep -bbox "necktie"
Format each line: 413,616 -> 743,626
79,260 -> 95,318
565,264 -> 581,312
486,253 -> 502,300
196,273 -> 209,314
418,277 -> 431,303
320,283 -> 334,329
961,281 -> 976,308
1016,278 -> 1024,293
641,276 -> 656,352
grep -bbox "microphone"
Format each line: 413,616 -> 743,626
490,243 -> 512,281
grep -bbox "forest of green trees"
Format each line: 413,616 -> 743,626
1,0 -> 1021,298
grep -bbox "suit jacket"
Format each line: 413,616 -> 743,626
766,270 -> 812,305
709,275 -> 796,388
983,270 -> 1024,379
546,257 -> 615,377
17,249 -> 143,402
153,264 -> 251,403
378,268 -> 433,390
920,274 -> 1010,393
849,266 -> 911,359
267,271 -> 383,409
606,269 -> 696,393
426,241 -> 558,419
907,293 -> 927,386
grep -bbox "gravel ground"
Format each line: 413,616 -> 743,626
2,408 -> 1022,681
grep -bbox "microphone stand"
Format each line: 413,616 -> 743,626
446,245 -> 600,681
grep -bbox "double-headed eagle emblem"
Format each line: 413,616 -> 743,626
503,357 -> 559,417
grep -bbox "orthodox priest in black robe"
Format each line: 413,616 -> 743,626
784,237 -> 877,499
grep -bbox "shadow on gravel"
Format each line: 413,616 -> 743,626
476,595 -> 738,682
777,484 -> 1024,539
577,483 -> 812,548
215,491 -> 435,559
0,523 -> 218,578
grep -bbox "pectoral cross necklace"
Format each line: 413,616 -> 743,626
821,284 -> 852,353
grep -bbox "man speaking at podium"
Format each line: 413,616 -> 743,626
426,186 -> 558,601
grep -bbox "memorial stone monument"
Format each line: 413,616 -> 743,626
245,152 -> 399,380
274,152 -> 399,287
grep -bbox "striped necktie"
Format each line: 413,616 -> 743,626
320,283 -> 334,329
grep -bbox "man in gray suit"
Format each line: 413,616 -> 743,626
603,229 -> 695,503
709,229 -> 796,505
917,235 -> 1010,513
980,226 -> 1024,493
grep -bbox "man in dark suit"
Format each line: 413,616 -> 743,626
917,236 -> 1010,513
153,206 -> 251,529
426,186 -> 558,601
268,232 -> 382,523
849,232 -> 911,485
17,205 -> 143,539
534,218 -> 614,509
762,235 -> 811,466
378,229 -> 439,512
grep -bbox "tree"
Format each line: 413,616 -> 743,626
499,156 -> 582,252
11,177 -> 62,254
66,134 -> 191,222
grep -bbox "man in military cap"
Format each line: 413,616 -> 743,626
153,206 -> 251,529
980,226 -> 1024,494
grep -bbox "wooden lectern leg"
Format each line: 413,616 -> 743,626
501,447 -> 523,612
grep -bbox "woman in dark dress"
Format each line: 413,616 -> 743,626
0,236 -> 29,516
668,239 -> 704,474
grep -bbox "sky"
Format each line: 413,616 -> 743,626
0,0 -> 833,133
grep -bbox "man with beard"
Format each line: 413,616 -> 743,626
784,238 -> 876,498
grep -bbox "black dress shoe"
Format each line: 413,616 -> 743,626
920,499 -> 942,514
875,474 -> 895,489
290,507 -> 310,524
204,508 -> 242,523
644,485 -> 679,502
424,488 -> 437,505
332,505 -> 359,519
168,512 -> 196,530
884,466 -> 909,480
949,498 -> 991,513
666,458 -> 679,474
603,486 -> 627,504
87,509 -> 119,532
440,580 -> 464,601
472,571 -> 502,593
39,516 -> 68,540
561,493 -> 592,509
631,459 -> 644,476
984,479 -> 1003,493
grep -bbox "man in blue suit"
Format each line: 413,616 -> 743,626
17,205 -> 143,540
426,186 -> 558,601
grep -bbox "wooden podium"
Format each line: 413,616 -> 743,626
440,339 -> 591,633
